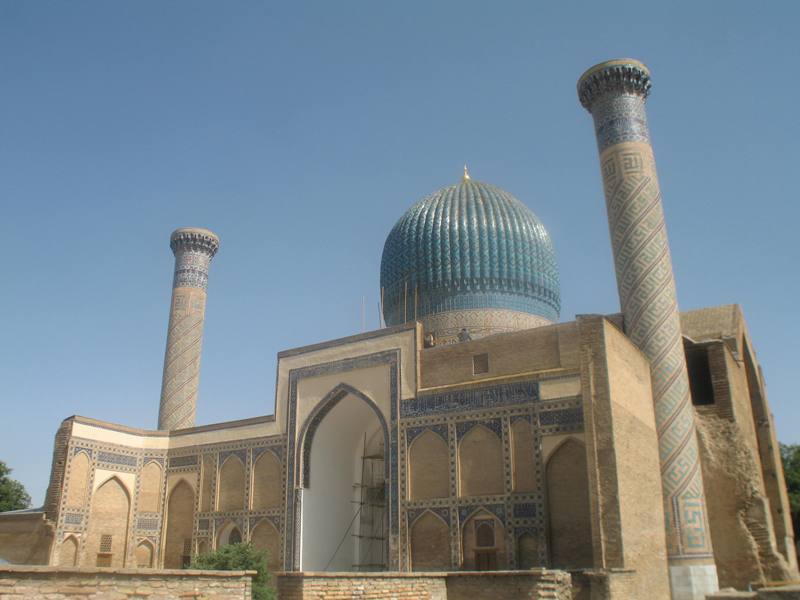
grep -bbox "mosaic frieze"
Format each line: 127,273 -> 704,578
63,512 -> 83,525
136,517 -> 159,530
539,407 -> 583,427
168,454 -> 198,468
97,451 -> 138,467
402,380 -> 539,417
513,503 -> 536,518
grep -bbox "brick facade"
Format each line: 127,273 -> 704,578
0,565 -> 253,600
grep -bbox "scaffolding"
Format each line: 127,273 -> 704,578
351,434 -> 387,571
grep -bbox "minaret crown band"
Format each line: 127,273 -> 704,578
170,227 -> 220,258
577,59 -> 652,113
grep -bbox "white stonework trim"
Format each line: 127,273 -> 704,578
669,564 -> 718,600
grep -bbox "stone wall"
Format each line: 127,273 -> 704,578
0,565 -> 254,599
275,570 -> 572,600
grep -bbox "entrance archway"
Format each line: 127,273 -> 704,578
299,386 -> 388,571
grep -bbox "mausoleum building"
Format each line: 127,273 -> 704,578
0,59 -> 796,600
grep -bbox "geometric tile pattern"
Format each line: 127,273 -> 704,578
402,381 -> 539,417
398,379 -> 583,570
380,178 -> 561,326
579,60 -> 713,560
157,228 -> 219,431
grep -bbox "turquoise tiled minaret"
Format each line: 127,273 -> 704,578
578,59 -> 718,599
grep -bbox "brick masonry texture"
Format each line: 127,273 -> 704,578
275,570 -> 572,600
0,565 -> 254,600
158,228 -> 219,431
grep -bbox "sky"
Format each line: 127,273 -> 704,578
1,1 -> 798,506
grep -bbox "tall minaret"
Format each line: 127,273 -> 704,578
577,60 -> 718,599
157,227 -> 220,430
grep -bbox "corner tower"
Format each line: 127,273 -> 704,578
577,59 -> 718,598
157,227 -> 220,430
379,170 -> 560,344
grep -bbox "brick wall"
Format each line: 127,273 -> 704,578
445,571 -> 572,599
0,565 -> 254,599
276,570 -> 571,600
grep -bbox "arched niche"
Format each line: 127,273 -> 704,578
461,508 -> 506,570
218,455 -> 246,512
65,451 -> 91,508
458,425 -> 503,497
138,461 -> 163,513
251,451 -> 281,510
59,535 -> 79,567
163,479 -> 195,569
217,521 -> 242,547
546,438 -> 592,568
85,476 -> 131,567
135,540 -> 154,568
409,511 -> 450,571
408,430 -> 449,500
511,419 -> 536,492
251,519 -> 281,572
298,384 -> 388,571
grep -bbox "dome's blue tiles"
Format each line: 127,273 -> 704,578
380,179 -> 560,326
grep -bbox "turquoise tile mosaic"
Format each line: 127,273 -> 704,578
380,179 -> 560,326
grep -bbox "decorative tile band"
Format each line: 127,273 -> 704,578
97,451 -> 137,467
169,455 -> 198,468
64,513 -> 83,525
402,381 -> 539,417
513,503 -> 537,518
538,408 -> 583,427
137,518 -> 159,530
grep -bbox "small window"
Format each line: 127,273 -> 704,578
181,538 -> 192,568
685,344 -> 714,405
99,534 -> 113,553
473,353 -> 489,375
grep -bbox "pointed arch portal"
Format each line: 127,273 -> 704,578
298,385 -> 389,572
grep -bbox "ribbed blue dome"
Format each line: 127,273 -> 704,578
380,178 -> 560,326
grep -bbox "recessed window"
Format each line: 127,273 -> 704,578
475,520 -> 495,547
96,534 -> 113,567
181,538 -> 192,567
473,353 -> 489,375
685,343 -> 714,405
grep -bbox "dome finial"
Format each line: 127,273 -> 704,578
462,164 -> 471,181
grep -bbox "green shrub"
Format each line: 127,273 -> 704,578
190,543 -> 276,600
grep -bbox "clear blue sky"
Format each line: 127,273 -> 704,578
1,1 -> 798,505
